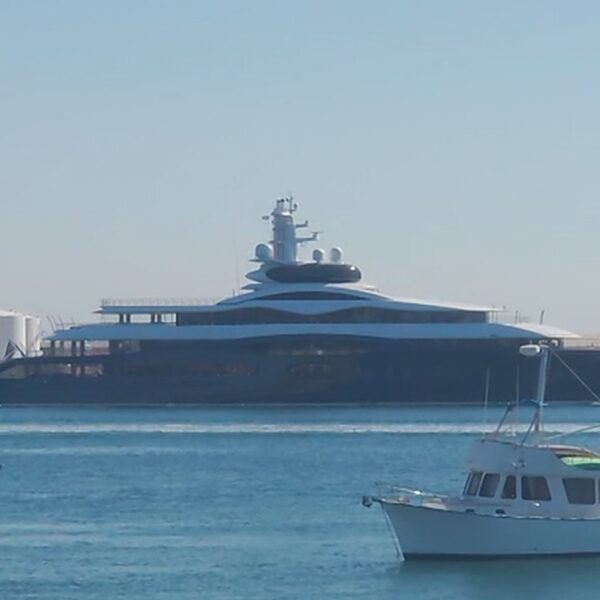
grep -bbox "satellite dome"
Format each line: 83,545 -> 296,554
330,247 -> 344,264
255,243 -> 273,261
312,248 -> 326,263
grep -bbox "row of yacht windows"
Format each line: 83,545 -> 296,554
108,362 -> 256,377
465,471 -> 600,504
240,292 -> 363,301
177,308 -> 487,326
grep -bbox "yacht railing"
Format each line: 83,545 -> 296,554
489,310 -> 535,325
489,312 -> 600,348
100,297 -> 220,307
374,482 -> 448,507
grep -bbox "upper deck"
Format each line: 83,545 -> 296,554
44,199 -> 580,344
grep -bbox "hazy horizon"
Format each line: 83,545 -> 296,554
3,1 -> 600,333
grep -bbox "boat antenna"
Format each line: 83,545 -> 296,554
491,403 -> 514,439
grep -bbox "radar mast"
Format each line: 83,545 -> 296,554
269,197 -> 318,264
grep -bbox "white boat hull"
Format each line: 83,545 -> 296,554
380,501 -> 600,559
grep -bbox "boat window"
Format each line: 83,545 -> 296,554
479,473 -> 500,498
177,307 -> 487,326
254,292 -> 364,301
287,362 -> 335,378
501,475 -> 516,499
465,471 -> 483,496
521,476 -> 551,501
563,478 -> 595,505
463,474 -> 472,495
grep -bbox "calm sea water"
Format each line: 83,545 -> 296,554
2,404 -> 600,599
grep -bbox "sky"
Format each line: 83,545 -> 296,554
2,1 -> 600,333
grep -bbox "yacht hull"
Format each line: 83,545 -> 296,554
1,338 -> 599,405
380,501 -> 600,559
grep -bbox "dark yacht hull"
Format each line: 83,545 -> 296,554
1,337 -> 599,405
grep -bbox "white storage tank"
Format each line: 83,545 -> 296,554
25,315 -> 41,356
0,310 -> 26,360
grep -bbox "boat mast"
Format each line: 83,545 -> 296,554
270,197 -> 318,264
519,343 -> 551,444
271,198 -> 298,263
534,345 -> 550,435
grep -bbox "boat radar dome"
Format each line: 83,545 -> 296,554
255,243 -> 273,262
519,344 -> 543,357
330,247 -> 343,264
312,248 -> 326,263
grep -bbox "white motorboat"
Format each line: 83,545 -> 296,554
363,343 -> 600,559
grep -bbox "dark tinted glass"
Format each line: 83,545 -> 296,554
177,307 -> 487,326
522,476 -> 551,501
255,292 -> 362,301
466,471 -> 483,496
501,475 -> 516,499
479,473 -> 500,498
563,478 -> 595,504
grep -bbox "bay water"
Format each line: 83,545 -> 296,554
1,405 -> 600,599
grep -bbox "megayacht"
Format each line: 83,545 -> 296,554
1,198 -> 598,405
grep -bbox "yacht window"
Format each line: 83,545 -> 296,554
465,471 -> 483,496
254,292 -> 363,301
521,476 -> 551,501
479,473 -> 500,498
463,474 -> 472,495
501,475 -> 516,499
177,307 -> 488,325
563,478 -> 595,505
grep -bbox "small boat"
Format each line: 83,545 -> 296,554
363,343 -> 600,560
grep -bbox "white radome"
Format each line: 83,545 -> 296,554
312,248 -> 326,263
519,344 -> 542,357
330,247 -> 343,263
254,243 -> 273,261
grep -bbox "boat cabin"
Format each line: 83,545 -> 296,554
459,438 -> 600,518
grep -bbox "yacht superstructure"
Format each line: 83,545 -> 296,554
0,199 -> 596,405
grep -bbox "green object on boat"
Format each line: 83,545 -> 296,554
561,456 -> 600,470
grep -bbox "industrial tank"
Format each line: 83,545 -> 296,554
0,310 -> 26,360
25,315 -> 41,355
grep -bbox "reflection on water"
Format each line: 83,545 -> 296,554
399,557 -> 600,600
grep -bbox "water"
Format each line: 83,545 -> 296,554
2,404 -> 600,599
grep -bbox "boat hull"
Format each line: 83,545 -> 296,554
1,337 -> 600,405
380,501 -> 600,559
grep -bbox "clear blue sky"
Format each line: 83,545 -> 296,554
2,1 -> 600,332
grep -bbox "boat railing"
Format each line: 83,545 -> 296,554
100,297 -> 220,307
49,321 -> 88,332
374,482 -> 448,507
489,310 -> 534,325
